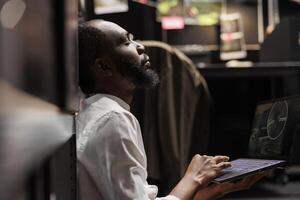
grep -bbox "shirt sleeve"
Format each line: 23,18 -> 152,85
157,196 -> 180,200
88,111 -> 180,200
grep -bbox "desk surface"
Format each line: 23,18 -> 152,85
197,62 -> 300,78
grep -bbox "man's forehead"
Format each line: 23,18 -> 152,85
88,20 -> 127,36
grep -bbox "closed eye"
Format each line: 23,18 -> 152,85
124,33 -> 134,46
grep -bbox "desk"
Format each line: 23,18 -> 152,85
198,62 -> 300,78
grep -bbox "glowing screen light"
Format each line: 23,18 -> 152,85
161,16 -> 184,30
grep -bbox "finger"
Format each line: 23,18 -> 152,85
202,155 -> 214,161
248,172 -> 265,183
212,156 -> 230,164
251,173 -> 266,183
215,161 -> 232,170
239,173 -> 265,189
225,178 -> 251,191
192,154 -> 204,163
264,169 -> 273,176
194,154 -> 212,160
258,170 -> 272,177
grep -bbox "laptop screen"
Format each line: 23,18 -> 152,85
248,96 -> 300,160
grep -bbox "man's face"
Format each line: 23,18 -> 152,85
93,21 -> 159,88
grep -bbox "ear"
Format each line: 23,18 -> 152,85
95,58 -> 113,76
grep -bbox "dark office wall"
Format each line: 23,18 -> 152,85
280,1 -> 300,19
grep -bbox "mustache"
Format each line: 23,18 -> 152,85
141,54 -> 150,66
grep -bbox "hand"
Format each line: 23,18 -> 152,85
169,154 -> 231,200
185,155 -> 231,188
193,171 -> 268,200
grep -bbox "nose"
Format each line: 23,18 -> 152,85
135,41 -> 145,54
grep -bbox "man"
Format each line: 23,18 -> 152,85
77,20 -> 263,200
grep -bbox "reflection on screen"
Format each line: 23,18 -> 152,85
248,97 -> 300,159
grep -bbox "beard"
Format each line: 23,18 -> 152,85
116,59 -> 160,89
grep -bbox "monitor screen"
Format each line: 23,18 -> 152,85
156,0 -> 184,21
93,0 -> 128,14
156,0 -> 224,26
219,13 -> 247,60
184,0 -> 224,26
248,96 -> 300,160
166,0 -> 262,51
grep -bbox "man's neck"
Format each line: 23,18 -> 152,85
94,88 -> 134,105
95,78 -> 136,105
114,90 -> 133,105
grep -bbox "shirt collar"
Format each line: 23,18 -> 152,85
84,93 -> 130,111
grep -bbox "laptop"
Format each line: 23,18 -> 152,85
214,96 -> 300,183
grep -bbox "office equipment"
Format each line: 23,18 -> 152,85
214,96 -> 300,183
220,13 -> 247,60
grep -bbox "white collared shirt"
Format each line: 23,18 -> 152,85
77,93 -> 179,200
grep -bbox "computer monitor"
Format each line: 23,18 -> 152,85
166,1 -> 263,54
93,0 -> 128,15
219,13 -> 247,60
184,0 -> 224,26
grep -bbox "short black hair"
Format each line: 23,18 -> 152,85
78,21 -> 106,95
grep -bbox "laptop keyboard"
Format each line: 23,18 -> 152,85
230,159 -> 282,172
214,158 -> 285,182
